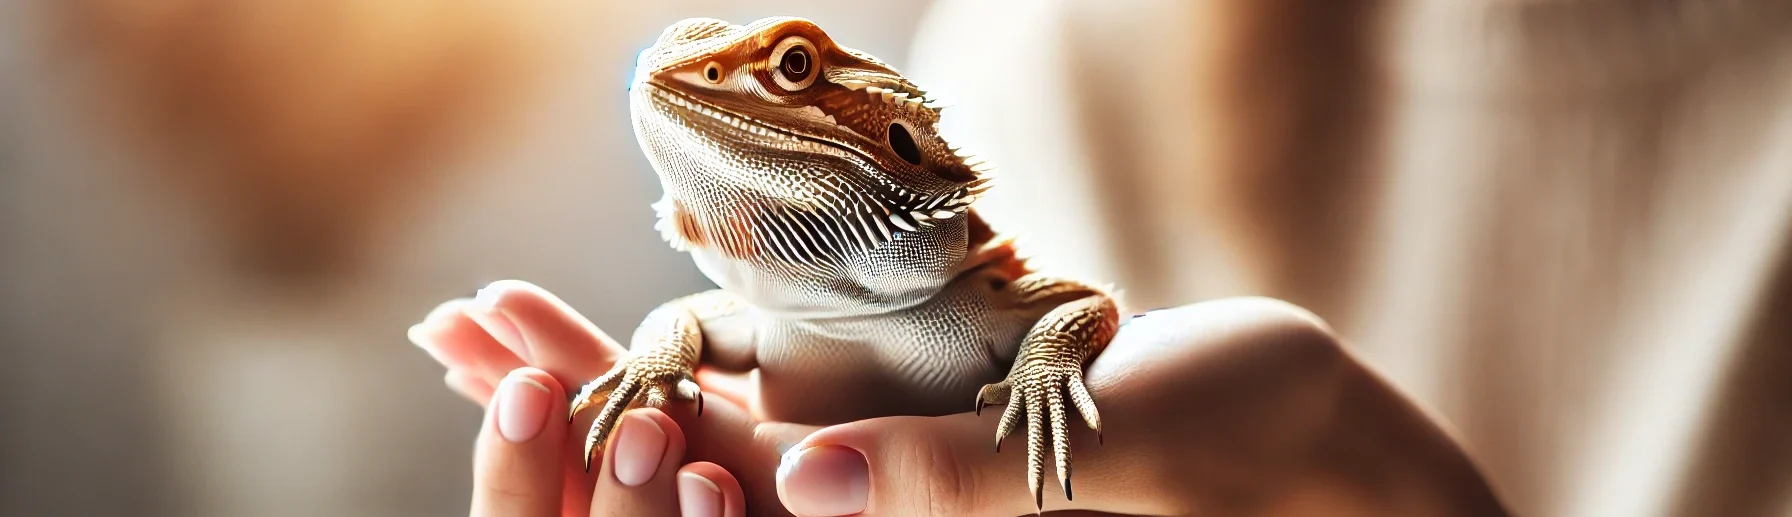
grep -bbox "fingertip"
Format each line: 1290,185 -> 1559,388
408,299 -> 474,355
465,288 -> 529,361
631,407 -> 689,451
492,369 -> 567,444
602,408 -> 688,488
411,299 -> 528,382
482,279 -> 551,299
470,368 -> 569,516
504,367 -> 567,401
469,280 -> 627,387
776,443 -> 869,517
423,297 -> 475,324
680,462 -> 746,517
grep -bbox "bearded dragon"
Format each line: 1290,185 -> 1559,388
570,17 -> 1121,508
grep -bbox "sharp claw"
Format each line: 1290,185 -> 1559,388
994,355 -> 1104,509
1064,464 -> 1073,501
696,390 -> 705,416
569,390 -> 591,423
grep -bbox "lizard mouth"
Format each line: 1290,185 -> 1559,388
641,82 -> 865,161
638,81 -> 986,234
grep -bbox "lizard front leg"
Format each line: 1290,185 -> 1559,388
569,289 -> 752,470
976,276 -> 1118,509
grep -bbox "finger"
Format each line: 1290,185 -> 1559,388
471,368 -> 569,517
465,280 -> 628,389
561,374 -> 737,513
678,462 -> 747,517
771,409 -> 1118,516
589,409 -> 687,516
411,298 -> 528,393
692,367 -> 755,413
564,386 -> 789,517
665,392 -> 803,517
446,369 -> 496,405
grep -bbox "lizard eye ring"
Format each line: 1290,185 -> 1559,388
769,36 -> 818,91
703,62 -> 724,84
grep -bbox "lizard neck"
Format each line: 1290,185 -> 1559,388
662,191 -> 973,320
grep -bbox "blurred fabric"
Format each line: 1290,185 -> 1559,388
2,0 -> 1789,516
910,0 -> 1792,516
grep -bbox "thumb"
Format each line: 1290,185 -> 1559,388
766,409 -> 1142,517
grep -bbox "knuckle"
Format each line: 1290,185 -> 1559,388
886,421 -> 978,516
477,477 -> 545,503
924,436 -> 978,516
1226,296 -> 1347,365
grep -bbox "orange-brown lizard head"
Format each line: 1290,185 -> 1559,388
629,17 -> 990,260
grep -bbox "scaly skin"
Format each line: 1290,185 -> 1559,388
570,17 -> 1122,508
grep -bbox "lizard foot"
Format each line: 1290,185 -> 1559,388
568,349 -> 701,471
976,353 -> 1102,509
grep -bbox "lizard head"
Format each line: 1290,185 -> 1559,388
628,17 -> 991,259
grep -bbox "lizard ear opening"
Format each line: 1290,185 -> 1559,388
888,122 -> 923,165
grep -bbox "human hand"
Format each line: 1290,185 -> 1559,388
758,299 -> 1512,516
415,282 -> 1509,516
412,281 -> 788,516
466,366 -> 746,517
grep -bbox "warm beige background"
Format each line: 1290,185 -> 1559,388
911,1 -> 1792,516
4,1 -> 1789,516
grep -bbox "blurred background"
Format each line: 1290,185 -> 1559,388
1,1 -> 1788,516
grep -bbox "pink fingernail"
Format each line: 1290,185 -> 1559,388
678,471 -> 724,517
494,374 -> 551,443
777,445 -> 869,517
613,412 -> 668,486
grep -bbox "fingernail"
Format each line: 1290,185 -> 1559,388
678,472 -> 724,517
466,285 -> 528,360
777,445 -> 869,517
495,374 -> 551,443
613,412 -> 669,486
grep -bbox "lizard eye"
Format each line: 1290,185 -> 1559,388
770,36 -> 819,91
887,121 -> 923,165
703,62 -> 723,84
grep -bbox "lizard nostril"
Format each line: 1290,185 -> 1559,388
704,62 -> 723,83
887,122 -> 922,165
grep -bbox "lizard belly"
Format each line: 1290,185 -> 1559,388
750,278 -> 1033,424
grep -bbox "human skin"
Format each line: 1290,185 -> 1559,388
414,280 -> 1511,516
465,365 -> 748,517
